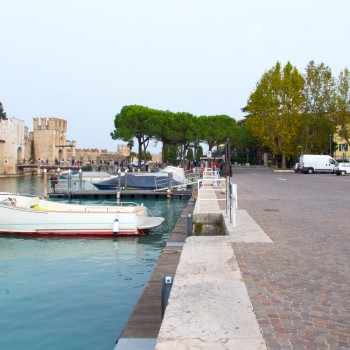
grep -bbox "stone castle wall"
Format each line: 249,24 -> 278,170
73,148 -> 126,164
33,118 -> 68,163
0,116 -> 139,174
117,144 -> 129,157
0,118 -> 29,174
74,148 -> 100,163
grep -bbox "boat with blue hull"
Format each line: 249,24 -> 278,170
93,166 -> 186,191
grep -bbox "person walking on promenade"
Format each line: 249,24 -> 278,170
219,154 -> 232,177
50,174 -> 58,193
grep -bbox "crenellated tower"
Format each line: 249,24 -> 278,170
33,118 -> 68,163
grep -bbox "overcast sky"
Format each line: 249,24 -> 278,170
1,0 -> 349,153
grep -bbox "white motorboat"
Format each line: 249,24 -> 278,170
0,193 -> 164,237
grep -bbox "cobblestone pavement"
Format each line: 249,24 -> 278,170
232,168 -> 350,350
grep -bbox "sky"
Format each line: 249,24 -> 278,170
1,0 -> 350,154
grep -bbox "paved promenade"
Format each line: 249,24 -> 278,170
156,168 -> 350,350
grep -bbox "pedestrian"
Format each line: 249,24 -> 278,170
50,174 -> 58,193
219,154 -> 232,177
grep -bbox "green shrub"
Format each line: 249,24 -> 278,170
194,222 -> 203,236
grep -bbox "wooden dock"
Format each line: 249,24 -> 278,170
115,198 -> 195,349
49,189 -> 192,199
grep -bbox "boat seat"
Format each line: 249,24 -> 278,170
15,196 -> 40,208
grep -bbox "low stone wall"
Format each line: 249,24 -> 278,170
193,212 -> 225,236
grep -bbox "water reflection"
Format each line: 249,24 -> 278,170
0,176 -> 188,350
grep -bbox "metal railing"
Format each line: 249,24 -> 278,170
153,170 -> 199,191
48,178 -> 89,194
154,176 -> 172,190
228,182 -> 238,227
196,168 -> 237,227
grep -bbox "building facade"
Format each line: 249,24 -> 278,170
0,117 -> 30,174
334,131 -> 350,161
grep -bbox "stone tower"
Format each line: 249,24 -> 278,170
33,118 -> 68,163
0,117 -> 28,174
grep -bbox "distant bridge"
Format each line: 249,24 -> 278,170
16,164 -> 81,173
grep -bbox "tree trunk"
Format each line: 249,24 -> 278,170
281,153 -> 286,169
161,142 -> 165,166
137,136 -> 142,170
182,144 -> 188,167
276,135 -> 286,168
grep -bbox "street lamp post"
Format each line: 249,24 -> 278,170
329,134 -> 333,157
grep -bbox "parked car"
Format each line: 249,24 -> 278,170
131,160 -> 151,171
132,160 -> 145,168
334,162 -> 350,176
299,154 -> 337,174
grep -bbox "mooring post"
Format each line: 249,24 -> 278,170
161,274 -> 174,319
167,172 -> 173,198
78,168 -> 82,191
116,191 -> 120,204
118,169 -> 121,190
68,171 -> 72,194
187,213 -> 193,236
43,168 -> 48,198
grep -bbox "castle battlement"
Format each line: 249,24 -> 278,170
0,117 -> 25,126
0,116 -> 135,175
33,117 -> 67,132
76,148 -> 100,153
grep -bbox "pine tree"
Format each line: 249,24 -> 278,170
0,102 -> 7,120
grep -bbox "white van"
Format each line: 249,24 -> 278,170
299,154 -> 337,174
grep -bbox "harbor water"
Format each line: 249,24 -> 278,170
0,176 -> 188,350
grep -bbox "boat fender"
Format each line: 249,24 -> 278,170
113,218 -> 120,235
